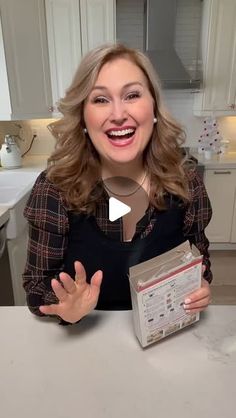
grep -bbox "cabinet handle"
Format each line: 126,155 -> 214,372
48,106 -> 54,112
214,171 -> 231,175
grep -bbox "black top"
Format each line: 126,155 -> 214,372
63,196 -> 186,310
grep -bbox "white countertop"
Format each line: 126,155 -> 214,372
0,154 -> 48,173
0,306 -> 236,418
0,155 -> 48,228
195,151 -> 236,169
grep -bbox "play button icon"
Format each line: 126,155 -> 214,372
109,197 -> 131,222
103,175 -> 149,225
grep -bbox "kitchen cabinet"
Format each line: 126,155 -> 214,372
0,0 -> 116,121
0,14 -> 11,119
7,226 -> 28,305
80,0 -> 115,54
194,0 -> 236,116
204,168 -> 236,243
0,0 -> 53,120
45,0 -> 82,116
45,0 -> 115,115
231,197 -> 236,242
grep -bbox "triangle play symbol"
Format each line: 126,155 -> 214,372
109,197 -> 131,222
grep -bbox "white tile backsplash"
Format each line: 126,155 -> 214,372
1,109 -> 236,155
163,91 -> 202,144
218,117 -> 236,150
0,119 -> 56,156
34,113 -> 236,151
116,0 -> 144,50
175,0 -> 202,77
19,120 -> 56,155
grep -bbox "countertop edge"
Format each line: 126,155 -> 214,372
0,207 -> 10,229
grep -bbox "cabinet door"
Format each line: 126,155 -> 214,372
80,0 -> 116,54
0,0 -> 53,119
45,0 -> 82,114
204,169 -> 236,242
7,226 -> 28,306
230,196 -> 236,243
194,0 -> 236,116
0,13 -> 11,119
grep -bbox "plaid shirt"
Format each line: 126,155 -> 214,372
23,169 -> 212,316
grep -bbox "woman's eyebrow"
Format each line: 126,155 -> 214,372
91,82 -> 144,92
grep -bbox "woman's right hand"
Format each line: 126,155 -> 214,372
39,261 -> 103,323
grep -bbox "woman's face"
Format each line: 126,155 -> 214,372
83,57 -> 155,167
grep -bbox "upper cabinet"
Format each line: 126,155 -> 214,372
0,13 -> 11,119
0,0 -> 53,120
0,0 -> 115,120
194,0 -> 236,116
80,0 -> 115,54
45,0 -> 83,116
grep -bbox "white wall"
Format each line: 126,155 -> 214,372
116,0 -> 144,50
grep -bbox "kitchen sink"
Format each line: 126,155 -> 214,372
0,171 -> 38,191
0,186 -> 27,205
0,170 -> 40,239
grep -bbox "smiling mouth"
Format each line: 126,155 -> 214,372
106,128 -> 136,140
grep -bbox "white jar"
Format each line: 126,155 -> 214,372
198,146 -> 204,154
0,136 -> 22,169
219,139 -> 230,154
204,149 -> 212,160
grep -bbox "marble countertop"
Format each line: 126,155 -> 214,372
194,151 -> 236,169
0,305 -> 236,418
0,154 -> 48,173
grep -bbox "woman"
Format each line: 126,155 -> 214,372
23,43 -> 212,324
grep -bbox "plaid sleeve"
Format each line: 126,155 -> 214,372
183,168 -> 213,283
23,171 -> 69,316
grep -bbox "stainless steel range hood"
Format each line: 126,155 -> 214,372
144,0 -> 201,89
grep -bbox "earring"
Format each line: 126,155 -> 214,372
83,127 -> 87,134
153,117 -> 157,124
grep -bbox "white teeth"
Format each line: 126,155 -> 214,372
108,128 -> 135,137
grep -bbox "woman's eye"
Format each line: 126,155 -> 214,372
125,91 -> 141,101
93,96 -> 109,104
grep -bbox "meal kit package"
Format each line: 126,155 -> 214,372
129,241 -> 203,347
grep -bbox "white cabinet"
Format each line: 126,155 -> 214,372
7,226 -> 28,305
194,0 -> 236,116
45,0 -> 82,115
46,0 -> 115,114
0,0 -> 53,120
0,0 -> 116,120
80,0 -> 115,54
204,168 -> 236,243
231,197 -> 236,242
0,14 -> 11,119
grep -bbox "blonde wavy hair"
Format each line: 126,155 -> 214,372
47,43 -> 190,213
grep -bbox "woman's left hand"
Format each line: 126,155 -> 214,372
183,278 -> 211,314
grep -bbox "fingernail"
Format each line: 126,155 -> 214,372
184,298 -> 191,304
185,310 -> 191,314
